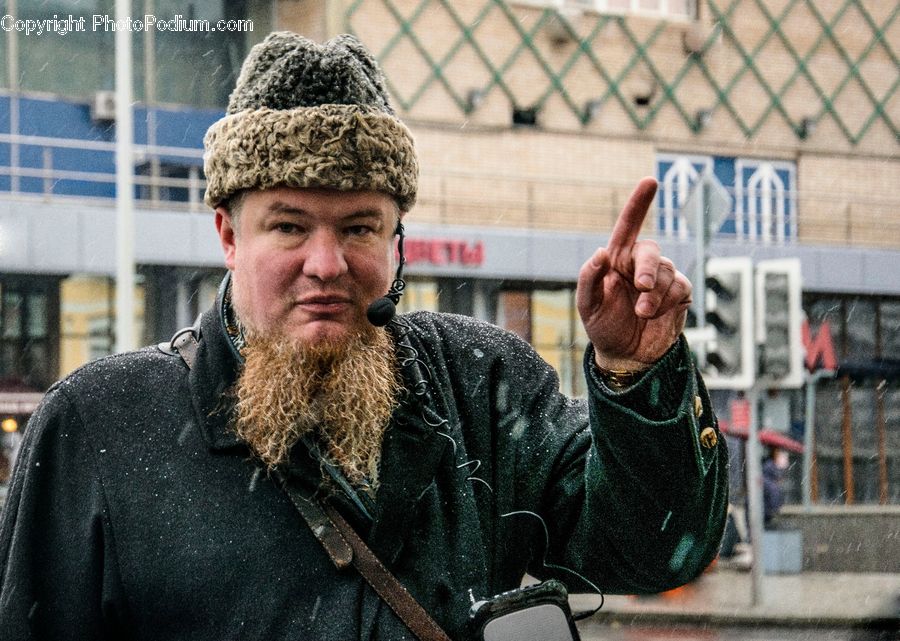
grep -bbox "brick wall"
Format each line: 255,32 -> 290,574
274,0 -> 899,247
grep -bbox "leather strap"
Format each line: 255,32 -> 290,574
172,330 -> 200,369
275,472 -> 452,641
275,471 -> 353,570
323,503 -> 454,641
158,315 -> 202,370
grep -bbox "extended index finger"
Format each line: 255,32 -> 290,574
606,177 -> 659,254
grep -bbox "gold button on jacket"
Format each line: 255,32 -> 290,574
700,426 -> 718,449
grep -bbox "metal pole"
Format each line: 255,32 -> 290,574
746,383 -> 765,605
9,0 -> 20,193
115,0 -> 136,353
145,0 -> 159,204
803,369 -> 834,509
6,0 -> 16,91
692,180 -> 707,366
803,372 -> 816,509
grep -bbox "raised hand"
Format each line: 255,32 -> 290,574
576,177 -> 693,372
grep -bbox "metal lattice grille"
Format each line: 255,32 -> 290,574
345,0 -> 898,145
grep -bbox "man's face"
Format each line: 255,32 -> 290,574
215,187 -> 400,344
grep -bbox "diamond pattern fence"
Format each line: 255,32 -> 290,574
345,0 -> 898,145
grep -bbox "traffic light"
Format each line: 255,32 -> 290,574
756,258 -> 803,388
702,257 -> 755,390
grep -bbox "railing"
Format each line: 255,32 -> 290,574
1,131 -> 899,247
0,132 -> 207,211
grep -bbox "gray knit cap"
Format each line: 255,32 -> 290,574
203,32 -> 418,211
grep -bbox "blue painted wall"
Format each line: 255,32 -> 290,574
0,93 -> 222,200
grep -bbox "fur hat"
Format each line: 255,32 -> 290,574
203,32 -> 418,211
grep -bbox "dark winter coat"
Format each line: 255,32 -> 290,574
0,302 -> 728,641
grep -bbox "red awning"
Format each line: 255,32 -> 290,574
0,379 -> 45,416
0,392 -> 44,415
720,422 -> 804,453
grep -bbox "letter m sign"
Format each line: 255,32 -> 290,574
801,319 -> 838,372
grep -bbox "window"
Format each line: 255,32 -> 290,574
657,153 -> 798,244
804,294 -> 900,505
497,285 -> 589,398
11,1 -> 115,95
151,0 -> 249,108
656,154 -> 712,239
569,0 -> 694,19
59,275 -> 144,378
60,276 -> 114,376
396,279 -> 440,315
531,289 -> 588,398
881,301 -> 900,358
6,0 -> 260,108
136,161 -> 204,204
0,277 -> 58,391
734,159 -> 797,244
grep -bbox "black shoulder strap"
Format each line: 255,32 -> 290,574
157,315 -> 202,370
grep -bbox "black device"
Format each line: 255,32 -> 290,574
366,222 -> 407,326
465,580 -> 582,641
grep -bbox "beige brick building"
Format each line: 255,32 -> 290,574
279,0 -> 898,245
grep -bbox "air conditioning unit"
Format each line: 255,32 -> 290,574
683,21 -> 721,55
90,90 -> 116,122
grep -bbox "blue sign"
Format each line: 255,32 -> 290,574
657,153 -> 797,244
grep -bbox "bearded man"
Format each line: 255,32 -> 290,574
0,33 -> 727,641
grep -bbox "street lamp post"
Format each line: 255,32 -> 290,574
115,0 -> 136,353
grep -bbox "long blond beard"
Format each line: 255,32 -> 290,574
230,327 -> 401,489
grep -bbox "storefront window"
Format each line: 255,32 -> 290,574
532,289 -> 585,398
1,417 -> 23,490
0,276 -> 58,491
806,294 -> 900,505
497,290 -> 531,343
881,301 -> 900,358
851,385 -> 879,504
397,279 -> 439,314
0,278 -> 56,390
1,290 -> 21,339
887,387 -> 900,504
26,292 -> 47,337
60,276 -> 113,376
844,299 -> 876,361
59,274 -> 144,379
496,286 -> 588,398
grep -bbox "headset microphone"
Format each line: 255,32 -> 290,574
367,222 -> 407,327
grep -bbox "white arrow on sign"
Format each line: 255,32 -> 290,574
683,173 -> 732,240
683,326 -> 717,346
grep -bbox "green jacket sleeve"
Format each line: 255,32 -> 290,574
531,336 -> 729,594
